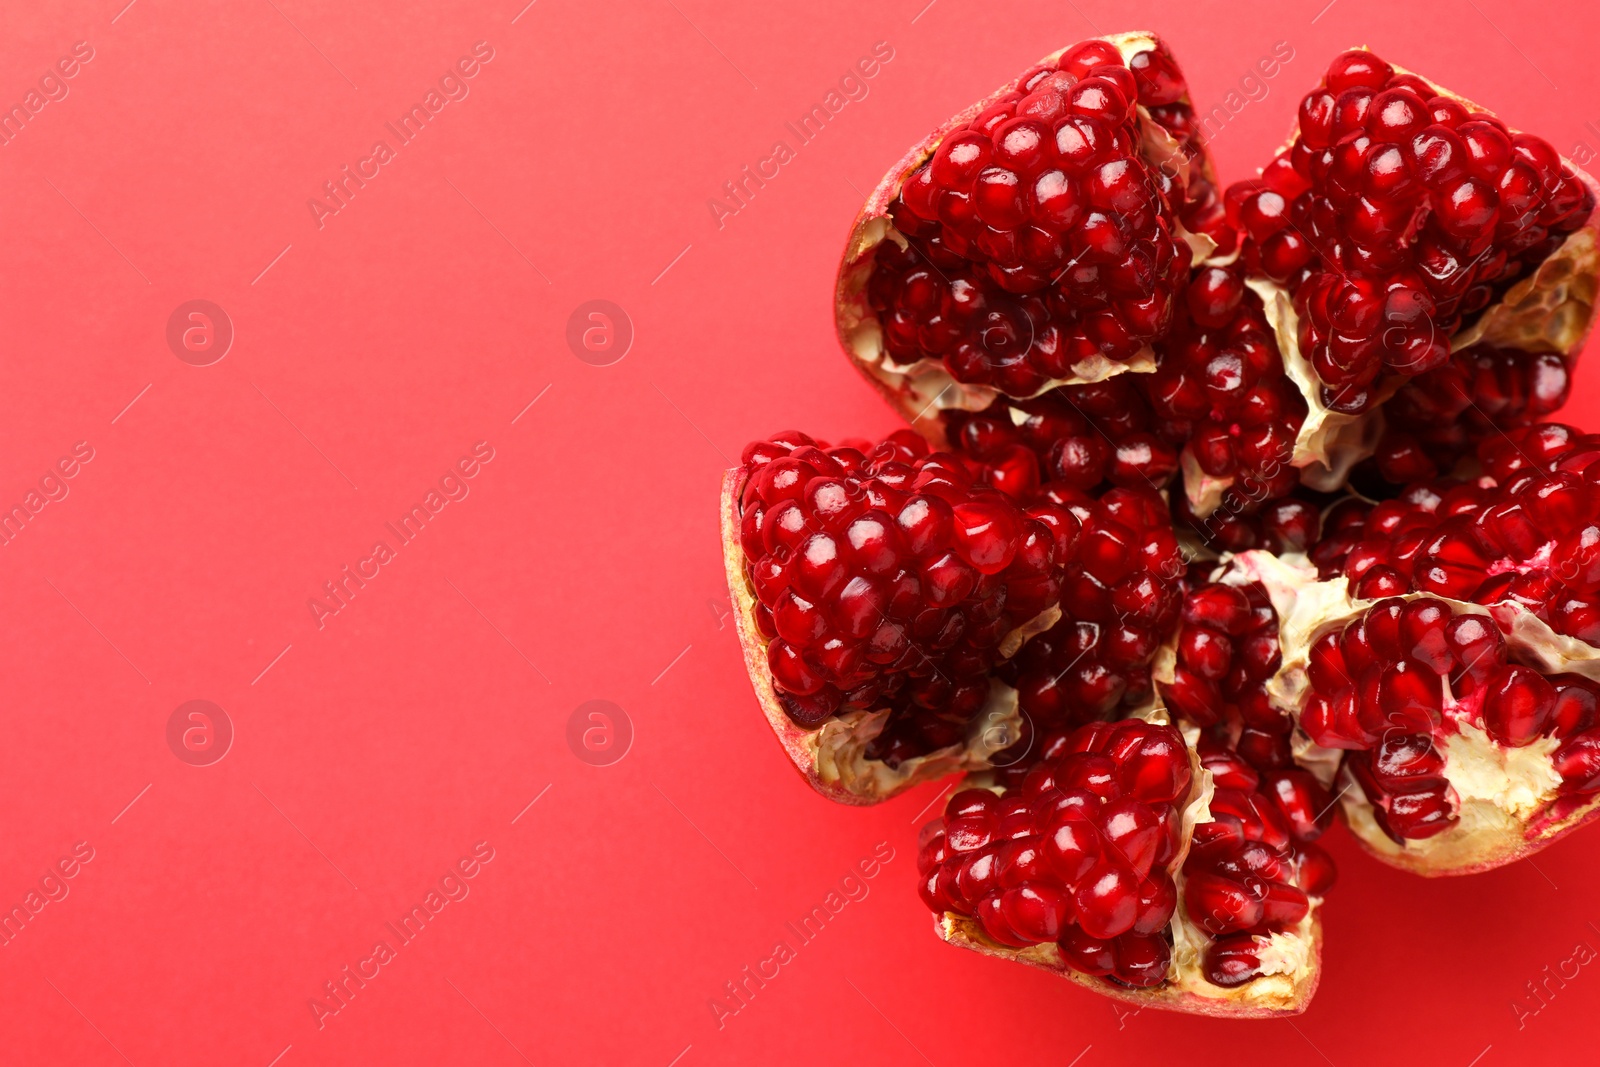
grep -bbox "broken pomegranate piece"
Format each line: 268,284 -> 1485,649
1223,531 -> 1600,875
723,428 -> 1074,802
1222,47 -> 1598,499
1146,264 -> 1313,549
920,716 -> 1326,1014
837,32 -> 1219,424
1159,580 -> 1337,990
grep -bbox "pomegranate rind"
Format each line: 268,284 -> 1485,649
834,31 -> 1214,441
1338,752 -> 1600,876
1223,548 -> 1600,876
719,468 -> 1038,804
933,913 -> 1321,1017
1191,55 -> 1600,517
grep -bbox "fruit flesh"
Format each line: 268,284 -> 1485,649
835,32 -> 1231,435
1159,581 -> 1336,988
918,720 -> 1193,987
735,429 -> 1073,766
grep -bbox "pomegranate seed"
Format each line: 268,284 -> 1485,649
1205,934 -> 1267,987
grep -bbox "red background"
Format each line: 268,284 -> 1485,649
0,1 -> 1597,1064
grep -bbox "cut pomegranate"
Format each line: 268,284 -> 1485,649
723,428 -> 1072,802
921,716 -> 1324,1014
836,33 -> 1220,427
727,35 -> 1600,1019
1225,541 -> 1600,875
1221,47 -> 1598,501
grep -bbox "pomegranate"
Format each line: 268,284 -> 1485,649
835,32 -> 1221,427
723,428 -> 1074,802
920,715 -> 1328,1014
720,33 -> 1600,1019
1223,47 -> 1599,498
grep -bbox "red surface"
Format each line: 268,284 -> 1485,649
1,1 -> 1598,1064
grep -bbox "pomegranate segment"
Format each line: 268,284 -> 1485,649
921,716 -> 1326,1013
918,721 -> 1192,985
729,429 -> 1074,791
1227,48 -> 1597,416
1298,592 -> 1600,863
869,38 -> 1194,394
1158,580 -> 1337,989
837,32 -> 1220,429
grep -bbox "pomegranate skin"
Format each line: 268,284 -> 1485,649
935,911 -> 1322,1017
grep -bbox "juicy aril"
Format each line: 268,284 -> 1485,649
720,32 -> 1600,1019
